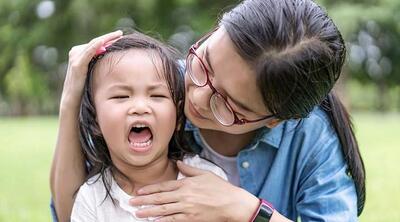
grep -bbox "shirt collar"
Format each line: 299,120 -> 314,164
184,120 -> 284,149
256,122 -> 285,149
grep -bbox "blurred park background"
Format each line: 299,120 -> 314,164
0,0 -> 399,221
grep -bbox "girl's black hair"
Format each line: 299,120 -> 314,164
78,32 -> 193,203
220,0 -> 365,215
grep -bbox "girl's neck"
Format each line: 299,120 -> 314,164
113,157 -> 178,196
199,128 -> 257,157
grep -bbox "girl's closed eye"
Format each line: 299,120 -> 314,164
150,93 -> 170,99
110,95 -> 130,100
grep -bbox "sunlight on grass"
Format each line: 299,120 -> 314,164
354,113 -> 400,222
0,117 -> 57,222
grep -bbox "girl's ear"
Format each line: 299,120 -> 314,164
265,118 -> 282,128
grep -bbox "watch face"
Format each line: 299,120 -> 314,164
254,200 -> 274,222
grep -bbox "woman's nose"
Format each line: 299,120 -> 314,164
191,85 -> 213,111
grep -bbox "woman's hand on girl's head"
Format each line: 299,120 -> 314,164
130,161 -> 260,222
60,30 -> 123,112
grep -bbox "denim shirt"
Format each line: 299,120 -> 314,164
185,106 -> 358,222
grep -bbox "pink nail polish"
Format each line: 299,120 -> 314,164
95,46 -> 106,56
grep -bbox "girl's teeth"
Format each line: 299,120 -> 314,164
133,124 -> 147,128
130,139 -> 152,147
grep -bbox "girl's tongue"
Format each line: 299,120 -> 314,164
128,128 -> 152,143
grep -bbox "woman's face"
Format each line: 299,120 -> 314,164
184,27 -> 274,134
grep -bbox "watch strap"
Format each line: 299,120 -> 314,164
250,199 -> 275,222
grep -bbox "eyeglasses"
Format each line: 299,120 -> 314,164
185,30 -> 274,126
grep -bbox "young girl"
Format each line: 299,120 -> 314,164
70,33 -> 227,222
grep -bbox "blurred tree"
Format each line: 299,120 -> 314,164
0,0 -> 399,115
348,21 -> 400,111
325,0 -> 400,111
4,49 -> 49,115
0,0 -> 238,115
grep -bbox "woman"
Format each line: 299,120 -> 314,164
50,0 -> 365,221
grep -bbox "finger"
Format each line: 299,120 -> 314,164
88,30 -> 123,46
136,180 -> 182,195
104,36 -> 123,47
68,44 -> 87,58
134,203 -> 182,218
94,36 -> 122,55
80,30 -> 123,60
176,160 -> 209,177
70,30 -> 122,58
130,190 -> 179,206
96,30 -> 123,43
154,214 -> 186,222
78,40 -> 104,65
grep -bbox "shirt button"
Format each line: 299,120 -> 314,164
241,161 -> 250,169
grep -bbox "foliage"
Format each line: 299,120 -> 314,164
326,0 -> 400,110
0,0 -> 240,115
0,0 -> 399,115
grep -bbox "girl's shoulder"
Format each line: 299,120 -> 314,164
77,173 -> 109,198
180,154 -> 228,180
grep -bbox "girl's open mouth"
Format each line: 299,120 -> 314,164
128,124 -> 153,152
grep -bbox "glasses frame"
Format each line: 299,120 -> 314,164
186,30 -> 275,126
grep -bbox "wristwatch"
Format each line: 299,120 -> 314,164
250,199 -> 275,222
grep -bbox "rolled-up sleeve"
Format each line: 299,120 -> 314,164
50,199 -> 58,222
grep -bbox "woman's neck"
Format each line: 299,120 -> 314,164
199,128 -> 257,157
113,157 -> 178,195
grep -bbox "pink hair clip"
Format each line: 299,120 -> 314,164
95,36 -> 123,56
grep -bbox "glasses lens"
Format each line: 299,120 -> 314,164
187,53 -> 207,86
210,93 -> 235,126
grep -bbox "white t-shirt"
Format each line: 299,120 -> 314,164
197,132 -> 240,186
71,155 -> 227,222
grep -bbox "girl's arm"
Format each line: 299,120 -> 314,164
49,31 -> 123,222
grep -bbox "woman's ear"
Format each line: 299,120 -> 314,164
265,118 -> 282,128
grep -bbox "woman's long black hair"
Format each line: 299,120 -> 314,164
220,0 -> 365,215
78,32 -> 193,202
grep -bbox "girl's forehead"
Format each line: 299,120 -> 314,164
95,49 -> 163,76
92,49 -> 169,88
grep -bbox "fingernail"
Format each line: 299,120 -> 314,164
95,46 -> 106,56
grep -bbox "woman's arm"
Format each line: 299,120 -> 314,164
50,102 -> 86,222
49,30 -> 123,222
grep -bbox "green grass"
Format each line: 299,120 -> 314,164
354,113 -> 400,222
0,117 -> 57,222
0,113 -> 399,221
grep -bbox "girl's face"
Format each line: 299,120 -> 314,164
184,27 -> 274,134
93,49 -> 176,169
